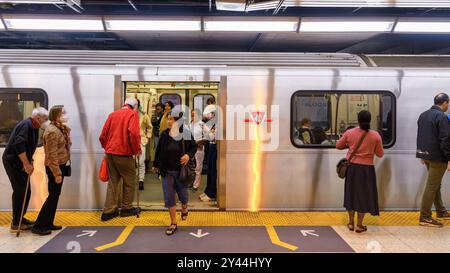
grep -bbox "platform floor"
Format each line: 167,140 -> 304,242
0,211 -> 449,253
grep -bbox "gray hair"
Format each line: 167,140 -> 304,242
31,107 -> 48,118
125,97 -> 138,108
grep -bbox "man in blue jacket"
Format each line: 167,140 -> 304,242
416,93 -> 450,227
2,107 -> 48,232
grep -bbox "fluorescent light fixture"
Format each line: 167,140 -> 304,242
204,20 -> 298,32
4,18 -> 103,31
300,20 -> 395,32
394,21 -> 450,33
105,19 -> 201,31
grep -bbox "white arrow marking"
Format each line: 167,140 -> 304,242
76,230 -> 97,238
189,229 -> 209,238
301,230 -> 319,237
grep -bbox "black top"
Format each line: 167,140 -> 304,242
153,127 -> 197,177
416,105 -> 450,163
2,118 -> 39,167
166,136 -> 182,171
151,112 -> 163,136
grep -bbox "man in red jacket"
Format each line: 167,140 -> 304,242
99,97 -> 141,221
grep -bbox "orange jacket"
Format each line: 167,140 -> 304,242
99,105 -> 141,156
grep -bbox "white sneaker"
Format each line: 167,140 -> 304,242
200,195 -> 212,202
199,193 -> 206,199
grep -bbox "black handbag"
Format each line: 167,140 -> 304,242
179,140 -> 196,185
336,132 -> 367,179
61,160 -> 71,177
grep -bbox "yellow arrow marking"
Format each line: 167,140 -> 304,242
266,226 -> 298,251
95,225 -> 135,252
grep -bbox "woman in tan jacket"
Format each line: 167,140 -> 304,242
32,105 -> 71,236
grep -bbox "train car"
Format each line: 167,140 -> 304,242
0,50 -> 449,212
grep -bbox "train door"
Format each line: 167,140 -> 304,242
124,81 -> 219,210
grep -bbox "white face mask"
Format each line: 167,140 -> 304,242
41,120 -> 50,130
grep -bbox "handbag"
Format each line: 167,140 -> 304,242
99,157 -> 109,182
179,140 -> 196,185
336,131 -> 368,179
61,160 -> 71,177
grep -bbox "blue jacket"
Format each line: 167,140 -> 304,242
416,105 -> 450,163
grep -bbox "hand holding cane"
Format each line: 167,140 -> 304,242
16,174 -> 31,237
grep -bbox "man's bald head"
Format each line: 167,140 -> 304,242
434,93 -> 450,112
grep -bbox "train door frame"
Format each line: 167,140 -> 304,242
115,76 -> 227,210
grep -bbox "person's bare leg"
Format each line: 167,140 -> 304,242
347,210 -> 355,230
169,206 -> 177,225
356,212 -> 367,232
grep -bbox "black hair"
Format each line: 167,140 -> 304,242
155,102 -> 164,109
136,98 -> 141,108
434,93 -> 449,105
358,110 -> 371,132
207,97 -> 216,105
166,101 -> 174,109
300,118 -> 311,127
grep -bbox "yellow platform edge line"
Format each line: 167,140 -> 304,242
265,226 -> 298,251
95,225 -> 135,252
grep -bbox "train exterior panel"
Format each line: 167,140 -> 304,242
0,50 -> 449,211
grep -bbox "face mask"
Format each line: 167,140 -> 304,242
41,120 -> 50,130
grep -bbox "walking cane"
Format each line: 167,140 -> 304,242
136,156 -> 141,218
16,174 -> 31,237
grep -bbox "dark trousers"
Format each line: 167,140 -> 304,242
2,157 -> 31,226
34,166 -> 64,229
204,143 -> 217,199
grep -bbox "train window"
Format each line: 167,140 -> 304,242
193,94 -> 214,115
0,88 -> 48,147
160,93 -> 182,106
291,91 -> 396,149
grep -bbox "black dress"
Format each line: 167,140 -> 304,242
344,163 -> 379,216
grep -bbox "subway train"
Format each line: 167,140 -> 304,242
0,49 -> 449,211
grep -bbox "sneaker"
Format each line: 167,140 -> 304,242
101,211 -> 119,222
436,211 -> 450,220
200,195 -> 212,202
199,193 -> 206,198
419,217 -> 444,228
120,207 -> 138,217
31,228 -> 52,236
139,181 -> 144,191
10,223 -> 32,233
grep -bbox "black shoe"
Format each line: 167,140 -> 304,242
419,217 -> 444,228
436,211 -> 450,220
139,181 -> 144,191
31,228 -> 52,236
22,218 -> 35,225
10,223 -> 32,233
101,211 -> 119,222
48,225 -> 63,231
120,208 -> 138,217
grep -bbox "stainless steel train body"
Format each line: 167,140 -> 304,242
0,50 -> 449,211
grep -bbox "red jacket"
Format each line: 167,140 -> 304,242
99,105 -> 141,156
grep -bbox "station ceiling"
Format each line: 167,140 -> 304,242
0,0 -> 450,54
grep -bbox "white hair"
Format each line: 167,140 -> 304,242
125,97 -> 138,108
31,107 -> 48,118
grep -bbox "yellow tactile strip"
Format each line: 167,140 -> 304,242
0,211 -> 437,227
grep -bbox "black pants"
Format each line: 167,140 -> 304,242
2,157 -> 31,226
34,166 -> 64,229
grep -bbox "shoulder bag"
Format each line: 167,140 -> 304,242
179,140 -> 196,185
336,131 -> 368,179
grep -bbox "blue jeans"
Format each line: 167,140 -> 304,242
161,170 -> 188,208
204,143 -> 217,199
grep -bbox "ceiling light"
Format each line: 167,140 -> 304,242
3,18 -> 103,31
300,20 -> 395,32
105,19 -> 201,31
204,19 -> 298,32
394,21 -> 450,33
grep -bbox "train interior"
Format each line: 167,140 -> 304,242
125,81 -> 219,210
292,92 -> 395,147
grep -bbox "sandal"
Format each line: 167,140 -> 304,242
347,223 -> 354,231
181,205 -> 188,221
166,224 -> 177,236
355,225 -> 367,233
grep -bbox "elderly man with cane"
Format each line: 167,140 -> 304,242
2,107 -> 49,235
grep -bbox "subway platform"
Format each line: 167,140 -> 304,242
0,211 -> 449,253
